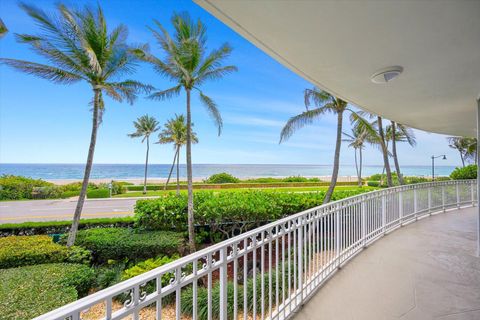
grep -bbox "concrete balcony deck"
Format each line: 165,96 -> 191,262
294,207 -> 480,320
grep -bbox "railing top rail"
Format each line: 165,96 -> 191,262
34,179 -> 476,319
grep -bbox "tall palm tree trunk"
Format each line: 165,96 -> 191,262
354,149 -> 361,187
324,110 -> 344,203
176,146 -> 180,196
143,136 -> 150,195
460,151 -> 465,167
186,89 -> 195,252
378,116 -> 393,187
164,147 -> 179,190
359,148 -> 363,187
67,88 -> 100,247
391,121 -> 405,185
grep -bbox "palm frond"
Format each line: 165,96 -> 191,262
199,91 -> 223,136
148,85 -> 182,101
304,88 -> 332,109
0,58 -> 83,84
196,65 -> 237,85
279,107 -> 327,143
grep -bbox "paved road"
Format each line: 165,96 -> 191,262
0,198 -> 139,223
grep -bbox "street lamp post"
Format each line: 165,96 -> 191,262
431,154 -> 447,181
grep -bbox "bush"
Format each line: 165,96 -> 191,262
87,188 -> 110,198
0,235 -> 91,268
65,228 -> 184,264
450,165 -> 477,180
0,175 -> 53,200
204,172 -> 240,184
0,217 -> 135,236
367,181 -> 381,187
122,255 -> 180,280
61,190 -> 81,198
134,189 -> 372,236
0,263 -> 94,319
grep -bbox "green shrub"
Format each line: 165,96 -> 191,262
65,246 -> 92,264
65,228 -> 184,264
0,175 -> 53,200
95,264 -> 125,290
0,217 -> 135,236
0,235 -> 91,268
122,254 -> 180,281
135,189 -> 371,236
87,188 -> 110,198
0,263 -> 94,320
367,181 -> 380,187
204,172 -> 240,184
60,190 -> 80,198
450,165 -> 477,180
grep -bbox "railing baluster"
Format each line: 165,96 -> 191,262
298,217 -> 304,305
243,238 -> 248,320
456,183 -> 460,208
219,247 -> 228,320
442,185 -> 446,212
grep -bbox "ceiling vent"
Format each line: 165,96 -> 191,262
371,66 -> 403,84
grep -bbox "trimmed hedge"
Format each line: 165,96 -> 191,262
126,181 -> 359,192
0,235 -> 91,268
87,188 -> 110,198
134,189 -> 372,233
0,217 -> 134,237
65,228 -> 184,264
0,263 -> 94,320
450,165 -> 477,180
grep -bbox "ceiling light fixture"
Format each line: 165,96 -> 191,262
371,66 -> 403,84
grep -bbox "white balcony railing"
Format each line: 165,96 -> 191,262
35,180 -> 476,320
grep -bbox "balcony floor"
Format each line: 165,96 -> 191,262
294,207 -> 480,320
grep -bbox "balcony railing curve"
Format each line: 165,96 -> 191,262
34,180 -> 477,320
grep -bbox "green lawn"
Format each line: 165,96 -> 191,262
114,185 -> 376,198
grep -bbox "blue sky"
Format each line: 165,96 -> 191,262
0,0 -> 462,167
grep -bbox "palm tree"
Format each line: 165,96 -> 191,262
158,114 -> 198,195
387,122 -> 416,185
132,13 -> 237,251
1,3 -> 151,246
358,111 -> 394,187
448,137 -> 477,166
343,127 -> 368,186
128,115 -> 160,194
280,87 -> 373,203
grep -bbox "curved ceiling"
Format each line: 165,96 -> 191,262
194,0 -> 480,136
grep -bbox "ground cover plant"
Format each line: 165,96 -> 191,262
0,263 -> 94,320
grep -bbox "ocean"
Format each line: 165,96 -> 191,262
0,163 -> 456,180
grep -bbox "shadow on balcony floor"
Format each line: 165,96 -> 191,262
294,207 -> 480,320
